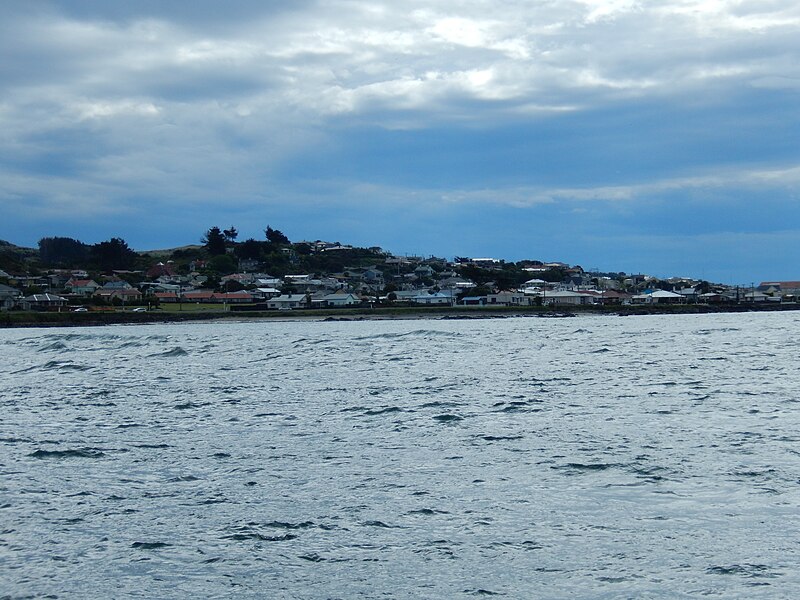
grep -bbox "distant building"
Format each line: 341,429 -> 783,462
22,293 -> 68,311
0,284 -> 22,311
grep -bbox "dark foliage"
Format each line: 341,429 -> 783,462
234,239 -> 266,260
265,226 -> 290,245
90,238 -> 137,271
202,226 -> 227,255
223,226 -> 238,242
297,248 -> 384,273
38,237 -> 89,267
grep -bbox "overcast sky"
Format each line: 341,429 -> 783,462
2,1 -> 800,282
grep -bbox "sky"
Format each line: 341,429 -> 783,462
2,1 -> 800,283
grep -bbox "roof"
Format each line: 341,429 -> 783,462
68,279 -> 97,287
649,290 -> 683,298
24,293 -> 66,302
601,291 -> 630,298
760,281 -> 800,289
270,294 -> 308,301
544,290 -> 583,297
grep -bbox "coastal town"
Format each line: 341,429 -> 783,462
0,229 -> 797,316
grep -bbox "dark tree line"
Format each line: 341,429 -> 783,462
202,225 -> 290,256
38,236 -> 137,270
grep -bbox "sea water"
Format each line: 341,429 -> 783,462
2,312 -> 800,598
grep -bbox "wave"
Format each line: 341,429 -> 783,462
557,462 -> 619,472
14,360 -> 92,374
38,341 -> 68,351
30,448 -> 105,459
150,347 -> 188,357
354,329 -> 460,341
131,542 -> 171,550
364,407 -> 403,416
433,414 -> 463,423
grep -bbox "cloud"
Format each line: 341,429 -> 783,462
1,0 -> 800,280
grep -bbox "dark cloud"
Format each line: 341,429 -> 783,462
2,0 -> 800,280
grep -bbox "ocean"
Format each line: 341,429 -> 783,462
2,311 -> 799,598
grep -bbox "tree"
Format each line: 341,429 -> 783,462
265,226 -> 289,245
202,226 -> 227,256
90,238 -> 137,271
208,254 -> 237,275
223,226 -> 238,243
234,238 -> 264,260
696,280 -> 711,294
38,237 -> 89,267
223,279 -> 245,292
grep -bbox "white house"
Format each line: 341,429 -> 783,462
321,292 -> 361,307
632,290 -> 685,304
411,292 -> 452,305
267,294 -> 309,309
487,291 -> 529,306
252,287 -> 282,300
542,290 -> 588,306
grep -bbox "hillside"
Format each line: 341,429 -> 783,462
0,240 -> 39,273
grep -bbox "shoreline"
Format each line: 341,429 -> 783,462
2,302 -> 799,328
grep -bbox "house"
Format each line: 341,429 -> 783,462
677,288 -> 699,302
524,278 -> 547,287
267,294 -> 310,309
214,291 -> 254,303
251,287 -> 282,300
411,292 -> 452,305
0,284 -> 22,311
414,265 -> 435,278
460,296 -> 487,306
649,290 -> 686,304
599,290 -> 631,305
183,290 -> 216,303
22,293 -> 68,311
254,277 -> 284,288
699,293 -> 725,303
146,262 -> 176,279
632,290 -> 685,304
320,292 -> 361,307
154,292 -> 179,303
439,277 -> 476,291
759,281 -> 800,294
487,291 -> 529,306
390,290 -> 422,303
743,291 -> 770,303
66,278 -> 101,296
542,290 -> 589,306
362,268 -> 384,283
101,280 -> 133,291
94,288 -> 143,303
